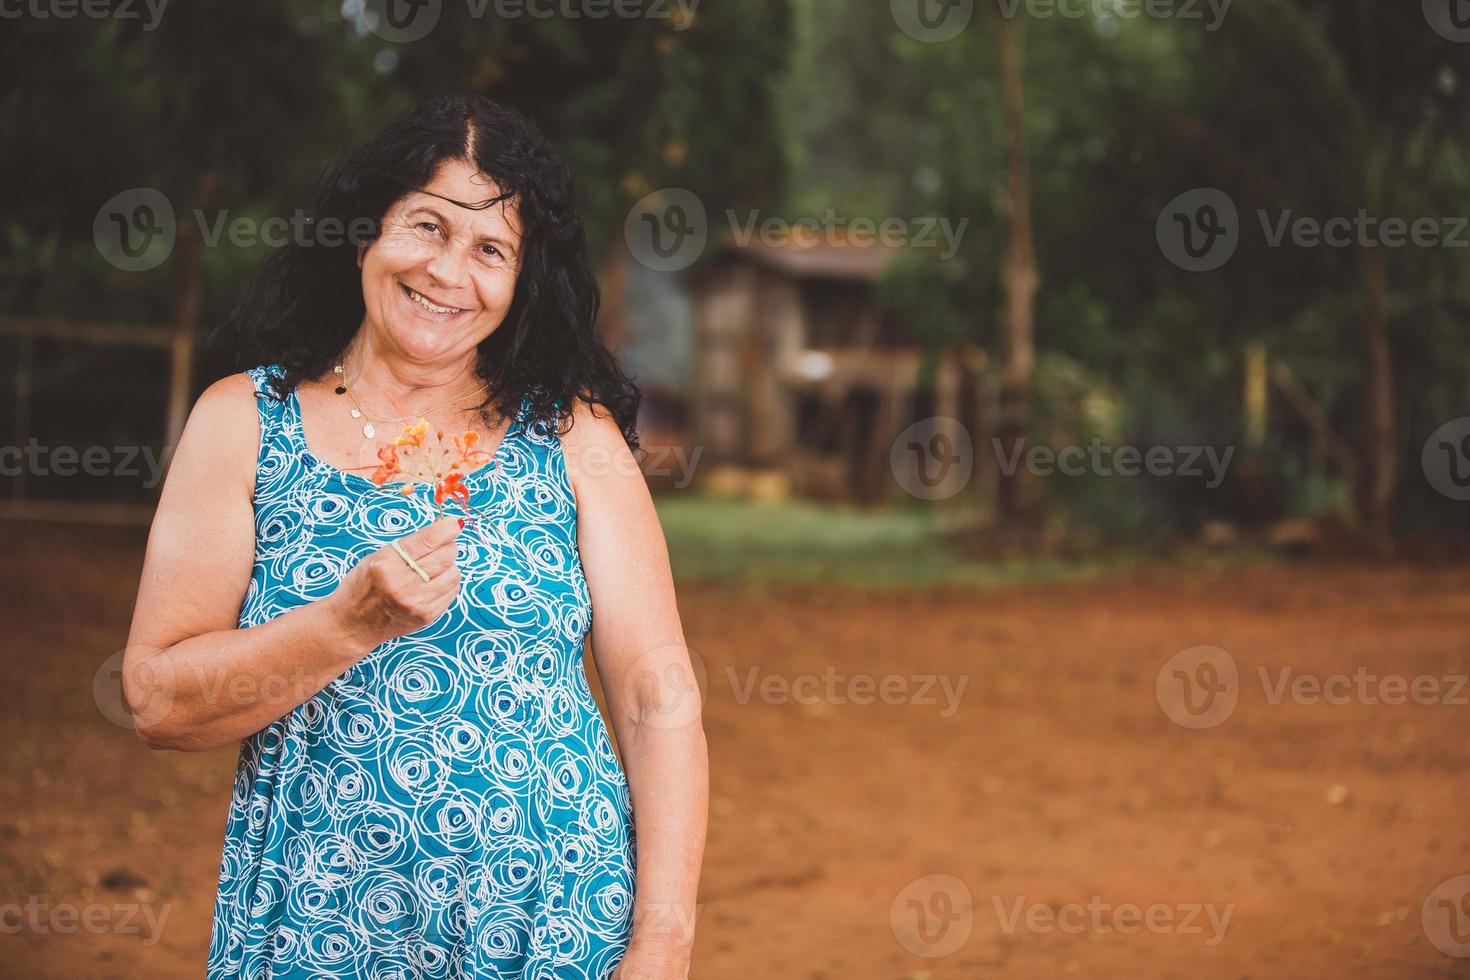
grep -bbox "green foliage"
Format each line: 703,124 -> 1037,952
783,0 -> 1470,536
0,0 -> 791,325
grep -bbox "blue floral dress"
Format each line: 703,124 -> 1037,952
208,364 -> 636,979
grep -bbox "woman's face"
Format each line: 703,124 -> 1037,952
359,157 -> 524,367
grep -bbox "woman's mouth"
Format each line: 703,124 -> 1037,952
400,283 -> 469,318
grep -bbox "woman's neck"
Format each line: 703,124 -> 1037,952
340,329 -> 484,415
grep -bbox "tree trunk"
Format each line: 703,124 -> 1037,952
599,229 -> 629,352
1357,134 -> 1394,549
995,14 -> 1039,527
164,170 -> 218,470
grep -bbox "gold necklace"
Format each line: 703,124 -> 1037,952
333,362 -> 489,439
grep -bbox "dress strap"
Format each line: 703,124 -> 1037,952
245,362 -> 284,431
243,364 -> 300,461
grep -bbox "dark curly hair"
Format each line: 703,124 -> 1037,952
211,93 -> 640,448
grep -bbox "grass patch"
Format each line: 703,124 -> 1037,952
654,494 -> 1124,589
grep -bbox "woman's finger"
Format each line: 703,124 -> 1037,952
408,544 -> 457,578
398,515 -> 462,559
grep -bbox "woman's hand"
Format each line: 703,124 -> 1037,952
323,515 -> 463,649
126,376 -> 468,752
610,937 -> 692,980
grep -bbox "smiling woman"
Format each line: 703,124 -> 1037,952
122,94 -> 707,980
218,94 -> 640,451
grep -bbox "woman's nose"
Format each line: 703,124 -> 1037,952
424,245 -> 468,291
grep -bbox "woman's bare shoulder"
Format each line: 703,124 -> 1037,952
169,372 -> 265,497
193,372 -> 263,439
557,396 -> 645,512
560,396 -> 626,448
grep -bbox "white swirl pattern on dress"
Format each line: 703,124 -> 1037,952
208,365 -> 635,979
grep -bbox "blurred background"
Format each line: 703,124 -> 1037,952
2,0 -> 1469,977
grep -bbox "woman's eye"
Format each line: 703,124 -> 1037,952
481,245 -> 501,258
417,222 -> 441,235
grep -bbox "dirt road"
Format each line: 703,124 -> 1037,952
3,522 -> 1468,978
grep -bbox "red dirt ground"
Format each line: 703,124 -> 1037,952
2,521 -> 1469,979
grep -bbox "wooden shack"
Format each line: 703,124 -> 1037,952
686,235 -> 986,503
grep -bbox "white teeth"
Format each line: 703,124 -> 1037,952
406,287 -> 460,315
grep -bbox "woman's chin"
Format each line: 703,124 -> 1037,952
381,324 -> 470,363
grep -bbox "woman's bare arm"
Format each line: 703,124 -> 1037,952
123,374 -> 459,752
563,402 -> 709,968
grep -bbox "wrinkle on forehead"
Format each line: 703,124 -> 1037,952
400,159 -> 523,247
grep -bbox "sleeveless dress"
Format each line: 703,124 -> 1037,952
208,364 -> 636,980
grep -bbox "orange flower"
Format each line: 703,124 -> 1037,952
435,471 -> 470,509
354,418 -> 493,519
394,420 -> 430,448
368,443 -> 402,486
452,431 -> 492,471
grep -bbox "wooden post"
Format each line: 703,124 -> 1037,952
163,171 -> 218,474
995,12 -> 1039,528
1244,340 -> 1268,451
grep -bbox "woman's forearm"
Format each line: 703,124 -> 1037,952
123,598 -> 374,752
619,718 -> 710,955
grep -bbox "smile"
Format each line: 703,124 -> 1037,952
401,283 -> 467,316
